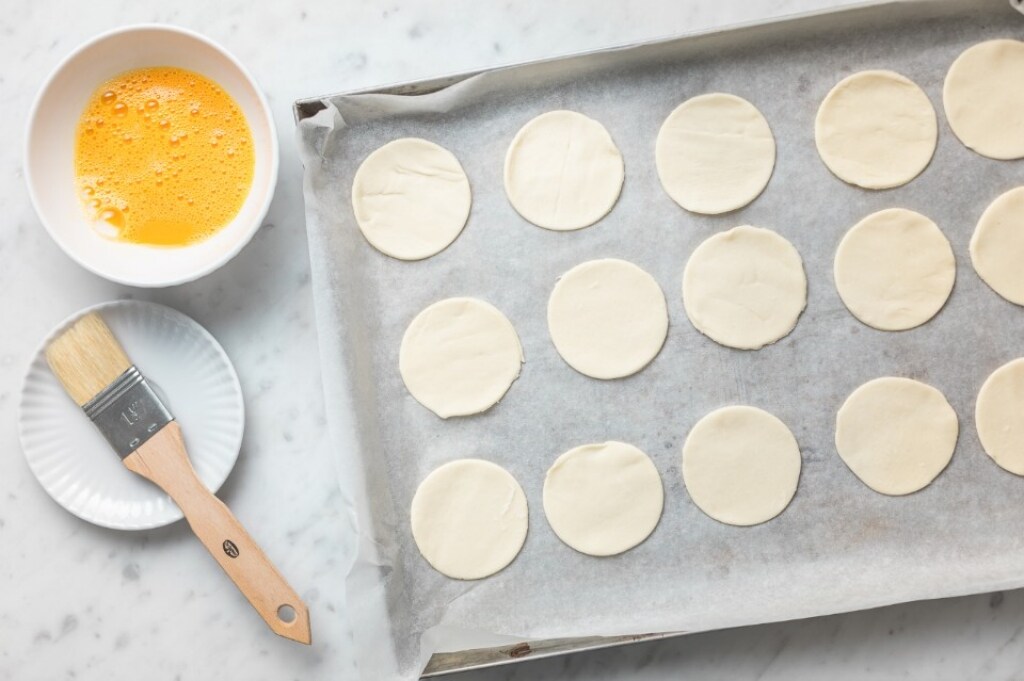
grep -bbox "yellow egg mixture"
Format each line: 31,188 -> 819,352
74,66 -> 254,246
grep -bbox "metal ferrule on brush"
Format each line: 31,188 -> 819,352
82,366 -> 173,459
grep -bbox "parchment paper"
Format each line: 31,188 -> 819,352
296,1 -> 1024,678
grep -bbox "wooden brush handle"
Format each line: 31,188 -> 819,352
123,423 -> 311,644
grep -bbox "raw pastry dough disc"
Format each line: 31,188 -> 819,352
835,377 -> 958,496
543,441 -> 663,556
971,186 -> 1024,306
655,93 -> 776,215
351,138 -> 471,260
400,297 -> 523,418
682,406 -> 801,526
976,358 -> 1024,476
815,70 -> 937,189
682,225 -> 807,350
834,208 -> 955,331
504,110 -> 624,230
411,459 -> 528,580
944,39 -> 1024,160
547,258 -> 668,379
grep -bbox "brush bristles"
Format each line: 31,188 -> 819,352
45,313 -> 133,406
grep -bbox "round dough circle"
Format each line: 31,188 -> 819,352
834,208 -> 955,331
411,459 -> 528,580
504,110 -> 624,230
682,225 -> 807,350
543,441 -> 663,556
971,186 -> 1024,306
351,138 -> 471,260
815,70 -> 937,189
547,258 -> 668,379
976,358 -> 1024,476
655,93 -> 776,215
682,406 -> 801,526
400,297 -> 523,418
835,377 -> 958,496
944,39 -> 1024,160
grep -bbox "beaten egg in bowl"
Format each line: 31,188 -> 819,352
26,25 -> 278,287
75,66 -> 255,246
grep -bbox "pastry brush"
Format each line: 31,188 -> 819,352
45,312 -> 311,644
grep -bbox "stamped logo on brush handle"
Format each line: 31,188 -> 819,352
223,539 -> 240,558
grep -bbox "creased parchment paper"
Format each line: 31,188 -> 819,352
296,1 -> 1024,678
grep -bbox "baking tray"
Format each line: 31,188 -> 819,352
294,0 -> 1024,677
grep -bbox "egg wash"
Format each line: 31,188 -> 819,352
74,66 -> 255,246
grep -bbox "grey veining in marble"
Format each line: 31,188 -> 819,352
2,1 -> 1023,680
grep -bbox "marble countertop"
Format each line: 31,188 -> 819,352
3,1 -> 1024,679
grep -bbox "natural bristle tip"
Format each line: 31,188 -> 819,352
45,313 -> 133,406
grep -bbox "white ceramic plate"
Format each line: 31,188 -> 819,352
18,300 -> 244,530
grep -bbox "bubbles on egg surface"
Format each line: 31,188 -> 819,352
75,65 -> 254,247
98,206 -> 125,229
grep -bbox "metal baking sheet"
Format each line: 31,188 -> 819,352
294,1 -> 1024,678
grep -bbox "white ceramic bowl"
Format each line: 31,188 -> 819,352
25,25 -> 278,287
